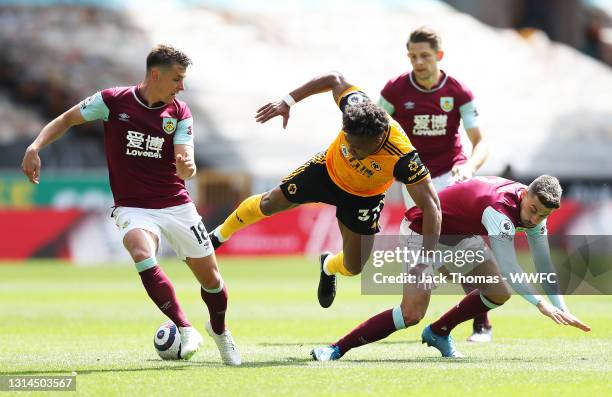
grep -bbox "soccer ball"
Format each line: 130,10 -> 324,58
154,320 -> 182,360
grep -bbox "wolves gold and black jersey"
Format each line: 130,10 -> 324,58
325,86 -> 430,197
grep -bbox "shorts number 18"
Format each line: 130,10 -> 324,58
190,221 -> 208,244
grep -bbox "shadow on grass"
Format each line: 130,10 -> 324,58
1,357 -> 315,375
2,354 -> 540,375
258,340 -> 421,347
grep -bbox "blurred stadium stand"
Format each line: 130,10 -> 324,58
1,0 -> 611,261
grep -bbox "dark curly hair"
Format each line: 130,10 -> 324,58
342,102 -> 389,136
146,44 -> 192,71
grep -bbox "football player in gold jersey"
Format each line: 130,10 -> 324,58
209,71 -> 441,308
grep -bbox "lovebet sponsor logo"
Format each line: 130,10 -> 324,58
125,131 -> 164,159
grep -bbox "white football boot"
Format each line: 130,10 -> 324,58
205,321 -> 241,366
178,326 -> 203,360
466,327 -> 492,343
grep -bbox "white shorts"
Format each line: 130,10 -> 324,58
399,218 -> 493,272
401,170 -> 456,209
112,202 -> 213,260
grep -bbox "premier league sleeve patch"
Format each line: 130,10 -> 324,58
79,91 -> 110,122
338,90 -> 370,112
162,118 -> 177,134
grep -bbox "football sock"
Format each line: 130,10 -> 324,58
462,282 -> 491,330
323,251 -> 353,276
219,194 -> 266,240
430,290 -> 501,336
333,306 -> 405,355
473,312 -> 492,331
201,279 -> 228,335
136,258 -> 191,328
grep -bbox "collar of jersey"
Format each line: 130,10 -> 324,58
409,70 -> 448,93
132,85 -> 168,109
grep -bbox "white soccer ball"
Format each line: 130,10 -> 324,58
154,320 -> 182,360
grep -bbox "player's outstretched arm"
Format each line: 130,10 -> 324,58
21,104 -> 87,184
536,299 -> 591,332
405,177 -> 441,252
526,228 -> 569,311
255,71 -> 353,129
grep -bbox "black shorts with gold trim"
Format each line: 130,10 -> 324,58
280,152 -> 385,235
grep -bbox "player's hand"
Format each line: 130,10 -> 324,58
537,300 -> 591,332
22,147 -> 41,184
255,101 -> 290,129
451,163 -> 474,181
175,153 -> 196,179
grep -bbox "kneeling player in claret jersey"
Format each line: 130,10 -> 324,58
311,175 -> 591,361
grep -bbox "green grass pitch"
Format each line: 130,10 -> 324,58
1,257 -> 610,397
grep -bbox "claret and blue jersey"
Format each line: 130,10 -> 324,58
79,86 -> 194,209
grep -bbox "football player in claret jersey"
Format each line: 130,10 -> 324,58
209,71 -> 441,308
21,45 -> 240,365
379,27 -> 492,341
311,176 -> 590,361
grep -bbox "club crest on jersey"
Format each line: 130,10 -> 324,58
370,161 -> 381,171
162,118 -> 177,134
440,97 -> 454,112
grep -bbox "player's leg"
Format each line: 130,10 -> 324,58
436,172 -> 494,341
426,253 -> 510,352
209,154 -> 328,249
209,187 -> 298,248
312,263 -> 432,361
116,208 -> 193,332
185,254 -> 240,366
165,203 -> 241,365
323,221 -> 375,276
462,282 -> 493,342
317,222 -> 375,308
116,207 -> 201,360
318,193 -> 384,307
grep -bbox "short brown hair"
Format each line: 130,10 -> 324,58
528,175 -> 562,209
146,44 -> 192,71
407,27 -> 442,51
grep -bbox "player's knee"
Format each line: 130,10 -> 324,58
200,271 -> 222,290
344,259 -> 363,275
400,304 -> 425,326
129,248 -> 152,263
484,292 -> 510,306
260,189 -> 291,216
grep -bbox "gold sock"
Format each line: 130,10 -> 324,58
219,194 -> 267,239
324,251 -> 354,276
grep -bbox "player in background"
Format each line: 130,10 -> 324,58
21,45 -> 240,366
208,71 -> 441,308
311,175 -> 591,361
378,27 -> 491,342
